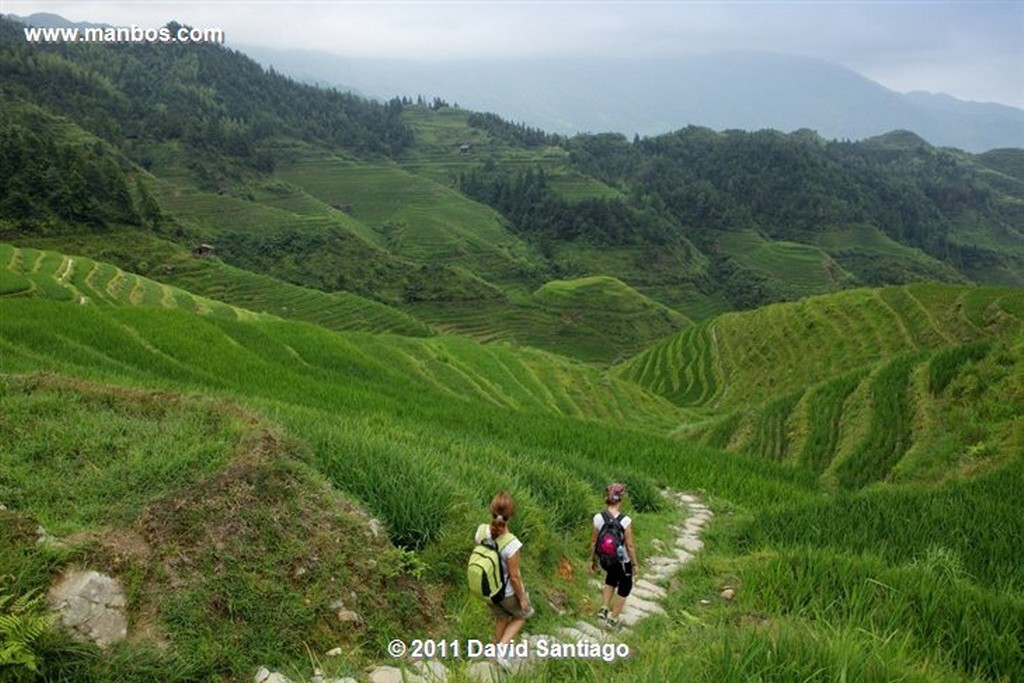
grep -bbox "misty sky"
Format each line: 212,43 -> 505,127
4,1 -> 1022,108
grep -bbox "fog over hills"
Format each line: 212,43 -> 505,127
9,12 -> 1020,151
242,46 -> 1023,152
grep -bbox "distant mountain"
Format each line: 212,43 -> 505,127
240,46 -> 1023,153
7,11 -> 111,30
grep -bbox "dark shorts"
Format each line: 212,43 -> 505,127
604,562 -> 633,598
488,592 -> 534,620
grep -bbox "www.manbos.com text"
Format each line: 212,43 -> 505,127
23,24 -> 225,45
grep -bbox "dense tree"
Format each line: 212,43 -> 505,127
0,101 -> 139,229
0,16 -> 414,177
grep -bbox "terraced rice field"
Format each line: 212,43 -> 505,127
614,320 -> 720,407
622,283 -> 1024,486
275,155 -> 531,278
717,229 -> 848,295
1,245 -> 684,432
1,243 -> 262,322
161,257 -> 433,337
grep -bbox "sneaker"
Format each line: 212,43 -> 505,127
495,655 -> 512,670
605,618 -> 621,631
597,606 -> 609,621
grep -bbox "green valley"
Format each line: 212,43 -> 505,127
1,13 -> 1022,683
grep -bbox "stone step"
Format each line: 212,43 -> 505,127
675,549 -> 695,565
630,583 -> 664,602
633,578 -> 667,598
410,659 -> 449,681
616,606 -> 648,627
556,625 -> 596,644
682,523 -> 704,537
676,538 -> 704,553
557,620 -> 618,645
622,594 -> 665,616
644,568 -> 675,584
645,556 -> 678,569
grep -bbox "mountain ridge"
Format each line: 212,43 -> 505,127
239,45 -> 1024,153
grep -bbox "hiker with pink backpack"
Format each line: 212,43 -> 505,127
590,482 -> 638,629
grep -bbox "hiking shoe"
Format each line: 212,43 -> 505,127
597,606 -> 609,621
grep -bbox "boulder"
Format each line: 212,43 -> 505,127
47,569 -> 127,649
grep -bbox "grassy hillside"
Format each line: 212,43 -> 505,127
715,229 -> 855,297
619,283 -> 1024,488
0,250 -> 685,432
2,237 -> 433,336
620,284 -> 1023,407
3,249 -> 1023,681
2,16 -> 1023,681
397,106 -> 623,202
275,152 -> 536,285
0,242 -> 266,322
405,276 -> 690,365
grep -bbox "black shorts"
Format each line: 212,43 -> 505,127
604,561 -> 633,597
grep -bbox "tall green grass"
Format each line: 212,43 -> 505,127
833,353 -> 922,489
928,341 -> 991,394
0,376 -> 242,534
4,261 -> 1021,682
740,454 -> 1024,594
735,549 -> 1023,680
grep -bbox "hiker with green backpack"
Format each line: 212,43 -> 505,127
590,483 -> 638,629
467,491 -> 533,645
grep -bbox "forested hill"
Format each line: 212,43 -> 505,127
0,16 -> 412,169
1,12 -> 1022,339
559,129 -> 1024,294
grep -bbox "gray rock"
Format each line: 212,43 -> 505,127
368,665 -> 405,683
329,598 -> 362,624
622,594 -> 665,616
47,570 -> 127,649
411,659 -> 449,681
368,518 -> 383,538
466,660 -> 500,682
254,668 -> 293,683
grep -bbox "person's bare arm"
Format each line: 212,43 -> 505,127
589,525 -> 599,571
507,551 -> 529,609
624,525 -> 638,567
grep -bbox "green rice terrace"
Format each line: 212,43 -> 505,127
1,242 -> 1022,682
1,20 -> 1023,681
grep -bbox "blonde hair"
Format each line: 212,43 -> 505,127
489,491 -> 516,539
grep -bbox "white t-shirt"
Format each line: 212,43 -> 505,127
593,511 -> 632,531
475,524 -> 523,598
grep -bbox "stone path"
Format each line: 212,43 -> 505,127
257,489 -> 712,683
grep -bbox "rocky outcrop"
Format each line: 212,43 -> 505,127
47,569 -> 128,649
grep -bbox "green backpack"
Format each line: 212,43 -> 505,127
467,525 -> 514,603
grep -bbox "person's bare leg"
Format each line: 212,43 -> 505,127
602,584 -> 614,610
610,593 -> 626,619
494,617 -> 509,643
499,617 -> 526,644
